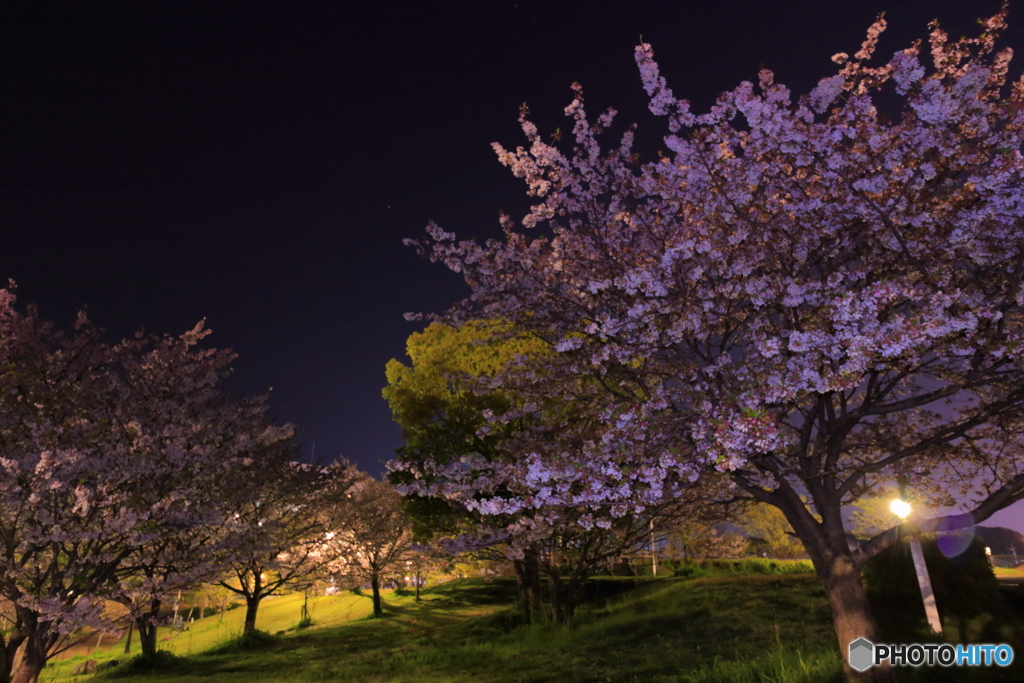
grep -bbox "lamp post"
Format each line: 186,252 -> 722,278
650,519 -> 658,577
890,499 -> 943,634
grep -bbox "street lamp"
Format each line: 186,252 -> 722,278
889,499 -> 911,520
890,499 -> 943,634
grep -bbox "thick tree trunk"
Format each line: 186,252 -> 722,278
563,576 -> 584,621
243,595 -> 261,634
774,488 -> 896,683
370,574 -> 383,618
512,559 -> 529,620
135,596 -> 162,656
9,654 -> 40,683
136,617 -> 159,656
0,645 -> 9,683
10,634 -> 50,683
9,610 -> 57,683
813,550 -> 895,682
525,549 -> 542,622
547,570 -> 564,624
512,556 -> 543,622
1,630 -> 27,683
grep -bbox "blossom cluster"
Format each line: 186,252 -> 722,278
0,289 -> 295,675
406,7 -> 1024,567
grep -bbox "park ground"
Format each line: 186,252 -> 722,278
39,564 -> 1024,683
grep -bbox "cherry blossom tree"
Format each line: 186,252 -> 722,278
0,289 -> 292,682
327,476 -> 412,619
386,322 -> 730,622
114,426 -> 284,656
108,322 -> 293,655
410,9 -> 1023,680
220,459 -> 357,634
0,290 -> 141,683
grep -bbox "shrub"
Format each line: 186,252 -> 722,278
673,564 -> 707,579
102,651 -> 186,677
683,558 -> 813,576
862,535 -> 1009,643
206,629 -> 280,655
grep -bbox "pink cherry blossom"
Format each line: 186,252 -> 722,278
407,6 -> 1024,666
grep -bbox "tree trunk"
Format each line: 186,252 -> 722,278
136,596 -> 162,656
10,635 -> 49,683
525,549 -> 543,622
368,573 -> 385,618
773,485 -> 897,683
814,551 -> 895,682
370,573 -> 383,618
512,559 -> 530,620
547,570 -> 564,624
136,617 -> 159,656
243,595 -> 261,634
9,652 -> 41,683
9,610 -> 58,683
1,630 -> 27,683
563,576 -> 584,621
514,552 -> 545,623
123,620 -> 134,654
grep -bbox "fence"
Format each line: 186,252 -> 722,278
990,554 -> 1023,569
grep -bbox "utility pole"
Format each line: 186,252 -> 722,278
650,519 -> 658,577
891,487 -> 942,634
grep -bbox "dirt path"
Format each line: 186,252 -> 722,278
997,575 -> 1022,588
50,629 -> 120,661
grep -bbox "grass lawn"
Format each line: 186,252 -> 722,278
43,591 -> 377,679
38,570 -> 1024,683
993,566 -> 1024,579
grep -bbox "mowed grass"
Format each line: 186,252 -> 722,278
40,570 -> 1024,683
993,566 -> 1024,579
43,591 -> 377,680
42,575 -> 846,683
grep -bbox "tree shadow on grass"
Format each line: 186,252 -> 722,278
418,578 -> 518,605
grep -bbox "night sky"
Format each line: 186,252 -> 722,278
3,1 -> 1022,532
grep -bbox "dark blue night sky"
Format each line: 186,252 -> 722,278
3,0 -> 1021,531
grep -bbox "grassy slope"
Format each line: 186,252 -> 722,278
41,571 -> 1024,683
993,566 -> 1024,579
44,575 -> 844,683
43,591 -> 376,679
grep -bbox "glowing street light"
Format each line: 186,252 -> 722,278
889,499 -> 911,519
891,498 -> 943,634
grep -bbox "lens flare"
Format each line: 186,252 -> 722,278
936,513 -> 976,558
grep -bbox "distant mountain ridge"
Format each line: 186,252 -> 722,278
976,526 -> 1024,555
716,522 -> 1023,555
